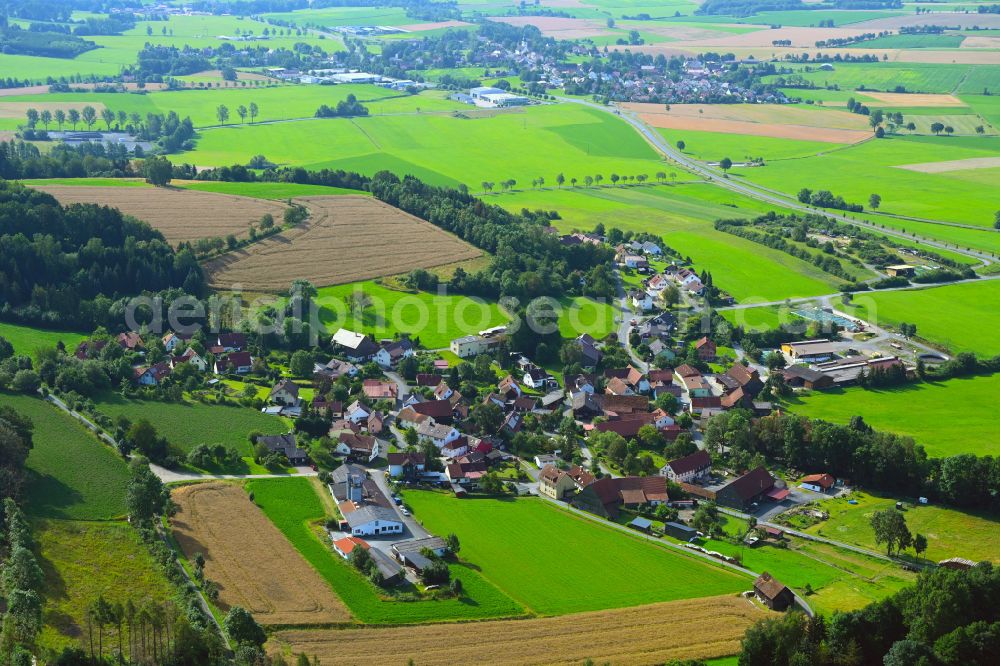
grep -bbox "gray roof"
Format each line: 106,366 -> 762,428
393,536 -> 447,554
344,504 -> 402,529
369,548 -> 404,580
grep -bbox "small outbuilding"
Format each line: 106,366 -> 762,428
754,572 -> 795,611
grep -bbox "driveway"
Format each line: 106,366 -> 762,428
366,465 -> 430,541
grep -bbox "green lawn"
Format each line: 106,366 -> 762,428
720,303 -> 817,332
180,103 -> 663,187
92,394 -> 288,466
787,374 -> 1000,458
805,491 -> 1000,564
315,280 -> 510,349
247,478 -> 525,623
844,279 -> 1000,356
36,519 -> 176,652
0,393 -> 128,520
0,321 -> 87,357
557,296 -> 618,339
400,491 -> 750,615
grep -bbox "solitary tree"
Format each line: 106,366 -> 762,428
216,104 -> 230,125
556,172 -> 565,188
237,104 -> 248,123
870,508 -> 911,556
249,101 -> 259,123
82,105 -> 97,130
676,140 -> 685,151
869,193 -> 881,210
719,157 -> 733,173
144,156 -> 173,187
913,533 -> 927,562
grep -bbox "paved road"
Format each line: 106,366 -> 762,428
558,96 -> 994,267
150,466 -> 318,483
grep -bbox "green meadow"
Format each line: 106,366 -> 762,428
0,321 -> 86,357
175,180 -> 364,199
661,128 -> 840,162
857,33 -> 966,49
180,103 -> 663,186
315,280 -> 510,349
844,279 -> 1000,355
787,373 -> 1000,458
765,62 -> 997,95
247,478 -> 526,623
731,134 -> 1000,227
495,183 -> 846,302
0,393 -> 129,520
401,491 -> 749,615
805,491 -> 1000,564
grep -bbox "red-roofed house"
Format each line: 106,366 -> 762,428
800,473 -> 836,493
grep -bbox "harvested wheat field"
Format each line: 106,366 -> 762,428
489,16 -> 613,39
203,195 -> 483,291
272,595 -> 766,665
860,92 -> 966,107
34,185 -> 288,244
171,482 -> 351,626
896,156 -> 1000,173
623,102 -> 871,143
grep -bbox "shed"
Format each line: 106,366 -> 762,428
664,521 -> 697,541
628,516 -> 653,533
754,572 -> 795,611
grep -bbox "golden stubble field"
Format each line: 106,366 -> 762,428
171,482 -> 352,626
273,595 -> 768,665
34,185 -> 289,244
203,195 -> 483,291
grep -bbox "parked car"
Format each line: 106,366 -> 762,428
401,507 -> 411,517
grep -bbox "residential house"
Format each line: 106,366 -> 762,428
332,536 -> 370,559
533,454 -> 562,468
162,332 -> 190,353
500,409 -> 523,435
117,332 -> 144,352
214,351 -> 253,374
674,364 -> 701,379
440,436 -> 471,459
393,536 -> 448,569
680,373 -> 711,398
722,363 -> 763,397
538,465 -> 577,500
598,394 -> 650,416
800,473 -> 836,493
721,387 -> 752,410
694,337 -> 717,361
332,328 -> 378,362
395,406 -> 428,429
630,290 -> 654,312
216,332 -> 247,352
522,365 -> 554,390
416,421 -> 461,448
269,379 -> 300,407
715,466 -> 776,510
572,476 -> 668,518
754,572 -> 795,611
345,400 -> 371,424
566,465 -> 595,490
622,254 -> 648,270
512,395 -> 537,413
498,375 -> 522,400
576,334 -> 601,368
571,391 -> 602,419
133,362 -> 171,386
449,334 -> 500,358
416,373 -> 443,387
647,369 -> 675,396
312,397 -> 343,418
170,347 -> 207,371
660,450 -> 711,483
366,411 -> 385,435
446,460 -> 488,486
593,414 -> 655,439
257,433 -> 309,465
338,432 -> 381,463
566,373 -> 596,395
605,376 -> 633,396
315,358 -> 358,380
641,241 -> 662,255
651,408 -> 674,429
411,399 -> 454,424
432,382 -> 454,401
362,379 -> 398,401
375,338 -> 414,368
387,452 -> 426,479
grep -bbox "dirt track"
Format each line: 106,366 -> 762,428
203,195 -> 482,291
273,595 -> 767,665
171,482 -> 352,626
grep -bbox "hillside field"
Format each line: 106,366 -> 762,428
399,491 -> 750,615
36,520 -> 177,652
246,478 -> 526,624
0,393 -> 128,520
0,321 -> 86,357
787,374 -> 1000,458
805,492 -> 1000,564
843,280 -> 1000,356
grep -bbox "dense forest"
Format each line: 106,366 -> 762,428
741,564 -> 1000,665
0,181 -> 205,328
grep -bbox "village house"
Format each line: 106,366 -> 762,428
498,375 -> 522,400
214,351 -> 253,375
133,362 -> 171,386
715,466 -> 779,510
338,432 -> 381,463
161,332 -> 190,353
345,399 -> 371,424
800,473 -> 836,493
375,337 -> 414,368
387,452 -> 426,479
446,460 -> 488,487
622,254 -> 648,270
268,379 -> 300,407
256,433 -> 309,465
366,411 -> 385,435
572,476 -> 669,518
630,290 -> 654,312
332,328 -> 379,362
216,332 -> 247,352
411,399 -> 455,424
332,535 -> 370,559
576,334 -> 602,368
694,337 -> 717,362
416,373 -> 443,387
362,379 -> 398,401
566,373 -> 597,395
538,465 -> 578,500
117,332 -> 144,352
342,504 -> 404,537
170,347 -> 207,372
660,450 -> 711,483
522,365 -> 555,390
754,572 -> 795,611
315,358 -> 358,380
719,363 -> 763,398
417,421 -> 461,448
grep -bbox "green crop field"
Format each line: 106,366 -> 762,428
720,303 -> 818,332
0,321 -> 86,357
857,33 -> 966,49
0,394 -> 128,520
766,62 -> 986,94
495,184 -> 845,302
92,394 -> 288,470
787,373 -> 1000,458
805,491 -> 1000,564
36,519 -> 176,652
179,103 -> 663,186
315,281 -> 511,350
844,280 -> 1000,356
247,478 -> 525,623
261,6 -> 413,28
731,134 -> 1000,227
400,491 -> 749,615
175,180 -> 365,199
660,128 -> 841,162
